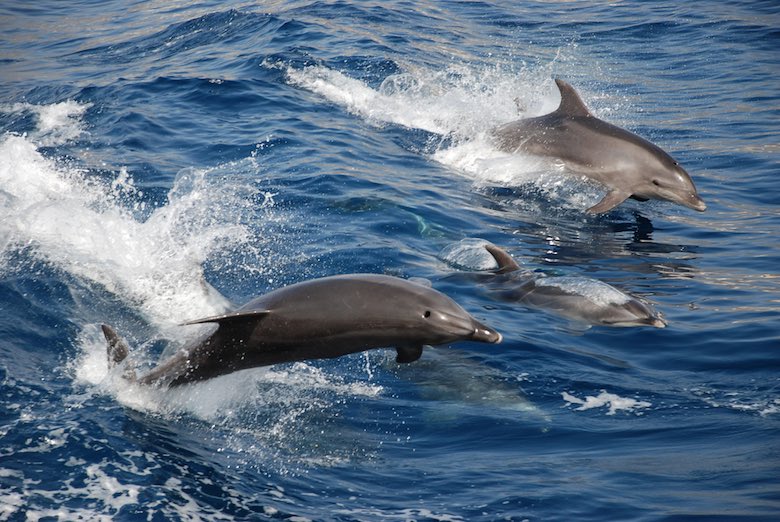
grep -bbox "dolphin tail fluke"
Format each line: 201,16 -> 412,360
587,189 -> 630,214
102,324 -> 130,369
101,324 -> 138,381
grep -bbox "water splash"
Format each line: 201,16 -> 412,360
1,100 -> 92,147
281,61 -> 606,209
0,133 -> 262,325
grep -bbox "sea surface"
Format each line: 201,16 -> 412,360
1,1 -> 779,520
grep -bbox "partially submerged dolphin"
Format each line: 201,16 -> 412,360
473,244 -> 666,328
493,79 -> 706,214
102,274 -> 502,387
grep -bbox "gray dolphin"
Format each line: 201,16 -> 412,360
477,244 -> 666,328
102,274 -> 502,387
493,79 -> 706,214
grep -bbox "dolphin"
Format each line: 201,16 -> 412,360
102,274 -> 502,387
492,79 -> 706,214
463,244 -> 666,328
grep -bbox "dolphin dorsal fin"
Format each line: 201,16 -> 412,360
484,244 -> 521,274
181,310 -> 271,327
554,79 -> 591,117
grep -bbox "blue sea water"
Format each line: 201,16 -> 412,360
1,0 -> 779,520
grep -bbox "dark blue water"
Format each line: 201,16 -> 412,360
1,1 -> 779,520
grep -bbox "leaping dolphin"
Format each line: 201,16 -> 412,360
492,79 -> 706,214
102,274 -> 502,387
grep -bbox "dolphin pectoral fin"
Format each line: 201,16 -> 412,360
102,324 -> 129,369
181,310 -> 271,327
484,244 -> 521,274
396,345 -> 424,364
586,190 -> 630,214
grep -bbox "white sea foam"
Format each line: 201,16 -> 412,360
282,62 -> 605,208
0,100 -> 92,146
283,63 -> 550,135
135,362 -> 383,420
562,390 -> 652,416
1,451 -> 227,521
690,386 -> 780,417
0,133 -> 252,326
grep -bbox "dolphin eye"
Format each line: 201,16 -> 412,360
652,179 -> 661,186
423,310 -> 431,318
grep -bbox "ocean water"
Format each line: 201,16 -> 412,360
1,1 -> 779,520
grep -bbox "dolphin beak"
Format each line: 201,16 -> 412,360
650,317 -> 667,328
689,195 -> 707,212
471,319 -> 502,344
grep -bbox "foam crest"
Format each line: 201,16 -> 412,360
1,100 -> 92,146
0,133 -> 257,325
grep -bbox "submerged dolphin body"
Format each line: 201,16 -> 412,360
472,244 -> 666,328
102,274 -> 501,387
493,79 -> 706,214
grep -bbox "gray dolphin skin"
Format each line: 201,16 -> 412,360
481,244 -> 666,328
102,274 -> 501,387
493,79 -> 706,214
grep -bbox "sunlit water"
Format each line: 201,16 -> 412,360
1,1 -> 778,520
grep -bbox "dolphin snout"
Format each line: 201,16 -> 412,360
650,317 -> 668,328
471,319 -> 502,344
687,194 -> 706,212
